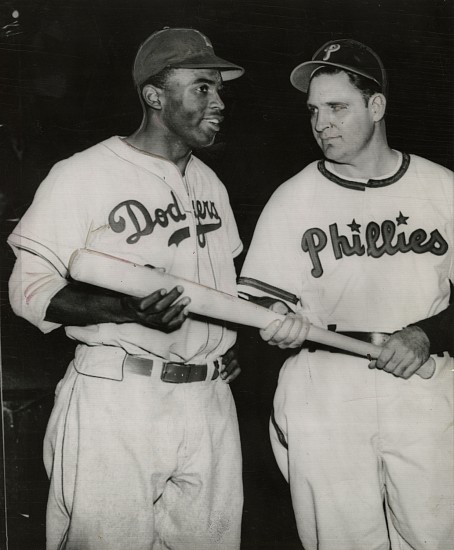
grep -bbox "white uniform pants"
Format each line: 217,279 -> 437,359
271,350 -> 453,550
44,359 -> 243,550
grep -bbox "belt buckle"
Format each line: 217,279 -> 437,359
371,333 -> 390,346
161,362 -> 190,383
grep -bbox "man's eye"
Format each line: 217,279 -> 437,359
197,85 -> 209,93
307,107 -> 316,116
331,104 -> 346,111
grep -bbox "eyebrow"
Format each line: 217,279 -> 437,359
306,101 -> 348,107
192,77 -> 222,86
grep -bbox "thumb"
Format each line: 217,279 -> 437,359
269,301 -> 290,315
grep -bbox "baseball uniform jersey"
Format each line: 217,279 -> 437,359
238,151 -> 454,550
8,136 -> 244,550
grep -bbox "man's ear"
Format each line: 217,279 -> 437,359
142,84 -> 162,109
369,93 -> 386,122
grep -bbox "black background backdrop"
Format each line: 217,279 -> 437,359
1,0 -> 453,548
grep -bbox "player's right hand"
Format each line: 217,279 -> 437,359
260,301 -> 310,349
368,326 -> 430,379
121,286 -> 190,333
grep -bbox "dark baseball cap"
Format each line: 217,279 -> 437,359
290,39 -> 387,94
133,27 -> 245,86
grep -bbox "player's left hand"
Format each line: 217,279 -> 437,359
260,302 -> 311,349
369,326 -> 430,379
220,342 -> 241,383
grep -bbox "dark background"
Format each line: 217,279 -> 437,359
0,0 -> 452,548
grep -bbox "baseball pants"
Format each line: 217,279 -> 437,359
43,355 -> 243,550
271,350 -> 453,550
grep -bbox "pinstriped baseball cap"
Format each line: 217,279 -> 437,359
133,27 -> 245,86
290,39 -> 387,94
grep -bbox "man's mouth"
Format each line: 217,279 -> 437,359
203,117 -> 223,130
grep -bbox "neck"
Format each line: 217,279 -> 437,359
332,145 -> 398,180
126,118 -> 192,174
330,127 -> 397,179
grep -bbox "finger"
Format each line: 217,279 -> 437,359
282,316 -> 310,349
382,353 -> 412,377
260,319 -> 283,343
400,360 -> 424,379
158,306 -> 189,331
221,349 -> 235,367
135,289 -> 167,311
157,298 -> 191,324
223,366 -> 241,383
269,301 -> 290,315
143,286 -> 186,312
395,353 -> 424,379
271,316 -> 296,346
220,357 -> 239,378
374,348 -> 394,370
382,356 -> 401,374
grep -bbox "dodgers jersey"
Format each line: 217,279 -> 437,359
238,152 -> 453,333
8,136 -> 242,364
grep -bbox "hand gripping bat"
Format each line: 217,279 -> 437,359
68,249 -> 436,379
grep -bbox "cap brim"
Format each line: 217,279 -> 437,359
175,54 -> 245,81
290,60 -> 380,93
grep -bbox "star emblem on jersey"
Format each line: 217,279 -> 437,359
396,211 -> 409,225
347,219 -> 361,232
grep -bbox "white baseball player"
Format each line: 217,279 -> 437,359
8,28 -> 245,550
238,39 -> 453,549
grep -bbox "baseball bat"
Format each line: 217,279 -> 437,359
68,249 -> 435,379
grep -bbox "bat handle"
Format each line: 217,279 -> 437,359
369,343 -> 436,380
413,357 -> 436,379
307,325 -> 436,379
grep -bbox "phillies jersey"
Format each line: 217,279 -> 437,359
8,136 -> 242,364
238,151 -> 453,333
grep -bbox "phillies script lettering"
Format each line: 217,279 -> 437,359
108,192 -> 221,247
301,219 -> 448,278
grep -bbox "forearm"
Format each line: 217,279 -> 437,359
45,281 -> 189,332
45,283 -> 131,326
411,304 -> 454,355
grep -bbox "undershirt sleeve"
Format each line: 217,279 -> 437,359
410,302 -> 454,355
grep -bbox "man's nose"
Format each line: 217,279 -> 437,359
211,90 -> 225,110
314,110 -> 331,133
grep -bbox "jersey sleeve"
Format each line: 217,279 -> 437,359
7,159 -> 93,333
238,187 -> 300,312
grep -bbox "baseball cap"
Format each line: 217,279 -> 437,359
290,39 -> 387,94
133,27 -> 245,86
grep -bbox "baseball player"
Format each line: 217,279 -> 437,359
238,39 -> 453,549
8,28 -> 244,550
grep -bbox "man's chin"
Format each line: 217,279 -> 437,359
193,135 -> 217,149
323,147 -> 343,163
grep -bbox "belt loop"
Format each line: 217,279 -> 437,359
211,359 -> 221,380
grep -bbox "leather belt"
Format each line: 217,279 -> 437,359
124,355 -> 220,383
306,331 -> 391,356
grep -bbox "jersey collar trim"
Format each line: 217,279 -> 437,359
317,152 -> 410,191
